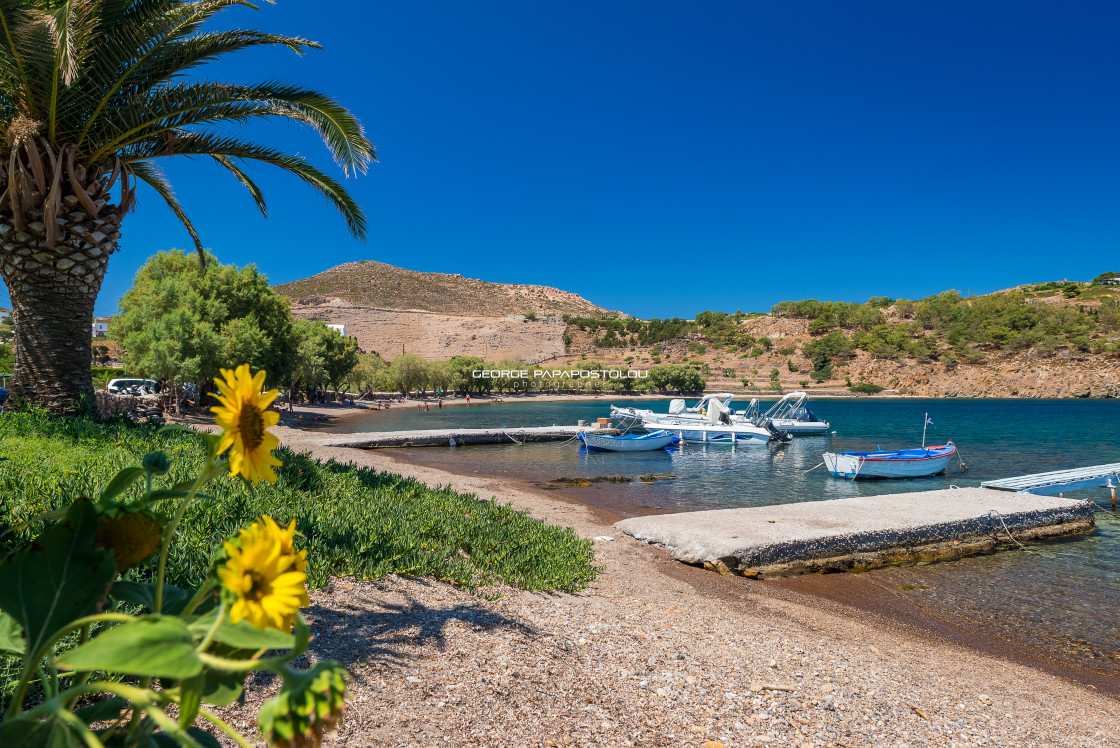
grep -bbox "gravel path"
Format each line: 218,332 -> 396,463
210,422 -> 1120,747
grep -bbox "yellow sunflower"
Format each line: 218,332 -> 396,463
218,517 -> 310,631
211,364 -> 282,483
260,515 -> 309,573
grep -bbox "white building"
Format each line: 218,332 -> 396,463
92,317 -> 110,337
0,307 -> 10,323
327,323 -> 347,337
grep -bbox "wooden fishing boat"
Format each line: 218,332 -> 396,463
578,430 -> 677,452
823,443 -> 957,479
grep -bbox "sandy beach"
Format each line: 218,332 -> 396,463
200,405 -> 1120,747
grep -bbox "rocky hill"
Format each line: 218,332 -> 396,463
557,280 -> 1120,398
274,261 -> 622,362
275,261 -> 621,318
273,263 -> 1120,398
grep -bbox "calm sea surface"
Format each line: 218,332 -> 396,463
332,398 -> 1120,672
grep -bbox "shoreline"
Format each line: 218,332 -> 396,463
219,413 -> 1120,745
367,443 -> 1120,695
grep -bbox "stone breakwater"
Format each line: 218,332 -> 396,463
317,425 -> 617,449
616,488 -> 1098,578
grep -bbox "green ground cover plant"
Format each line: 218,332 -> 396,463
0,411 -> 597,597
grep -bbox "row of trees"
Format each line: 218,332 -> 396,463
115,252 -> 358,404
347,355 -> 708,397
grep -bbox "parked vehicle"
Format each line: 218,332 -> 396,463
106,378 -> 157,395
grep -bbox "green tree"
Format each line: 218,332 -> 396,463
768,368 -> 782,391
389,353 -> 428,395
287,319 -> 359,392
288,327 -> 327,396
0,1 -> 375,412
447,355 -> 486,394
115,251 -> 294,393
647,364 -> 705,394
350,352 -> 391,393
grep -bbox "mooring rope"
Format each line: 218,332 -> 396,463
775,461 -> 825,478
988,509 -> 1027,550
951,440 -> 969,472
505,431 -> 524,445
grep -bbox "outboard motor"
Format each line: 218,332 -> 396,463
761,418 -> 793,443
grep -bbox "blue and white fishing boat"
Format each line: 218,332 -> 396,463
823,443 -> 957,479
578,430 -> 677,452
825,412 -> 956,479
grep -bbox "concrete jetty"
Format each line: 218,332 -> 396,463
318,425 -> 617,449
615,487 -> 1097,578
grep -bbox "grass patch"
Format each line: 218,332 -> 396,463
0,411 -> 598,594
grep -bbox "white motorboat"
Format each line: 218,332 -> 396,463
739,391 -> 830,434
578,430 -> 677,452
611,393 -> 739,425
646,420 -> 773,446
643,398 -> 780,445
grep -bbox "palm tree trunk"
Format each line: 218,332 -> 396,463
0,209 -> 120,412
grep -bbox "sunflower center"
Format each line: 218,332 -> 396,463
238,403 -> 266,452
245,571 -> 271,602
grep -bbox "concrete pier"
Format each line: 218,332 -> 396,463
615,488 -> 1097,578
318,425 -> 617,449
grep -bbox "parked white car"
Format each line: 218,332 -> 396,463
106,378 -> 158,395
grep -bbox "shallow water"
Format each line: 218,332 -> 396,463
334,397 -> 1120,673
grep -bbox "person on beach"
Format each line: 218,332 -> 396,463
466,394 -> 470,405
438,399 -> 442,409
425,403 -> 429,411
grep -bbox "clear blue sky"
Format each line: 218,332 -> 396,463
5,1 -> 1118,319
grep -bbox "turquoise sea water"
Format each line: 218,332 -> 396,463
333,398 -> 1120,674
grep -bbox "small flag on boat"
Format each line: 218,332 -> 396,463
925,415 -> 934,426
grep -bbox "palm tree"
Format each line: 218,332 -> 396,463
0,0 -> 375,412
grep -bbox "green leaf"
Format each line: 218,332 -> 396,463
185,727 -> 223,748
166,665 -> 244,708
179,673 -> 203,728
0,610 -> 26,656
0,499 -> 116,663
188,609 -> 295,650
57,616 -> 202,679
156,424 -> 196,436
100,467 -> 146,502
74,696 -> 129,726
0,713 -> 82,748
110,581 -> 188,613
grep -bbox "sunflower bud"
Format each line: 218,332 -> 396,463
259,662 -> 348,748
96,507 -> 164,570
141,450 -> 172,476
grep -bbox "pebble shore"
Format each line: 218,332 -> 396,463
209,413 -> 1120,747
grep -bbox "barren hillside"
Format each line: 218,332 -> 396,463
275,261 -> 622,318
274,261 -> 621,362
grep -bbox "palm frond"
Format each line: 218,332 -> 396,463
73,0 -> 258,147
127,159 -> 204,256
211,153 -> 266,217
126,131 -> 367,239
89,81 -> 375,174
